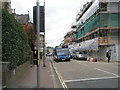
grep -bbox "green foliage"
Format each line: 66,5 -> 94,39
2,9 -> 31,70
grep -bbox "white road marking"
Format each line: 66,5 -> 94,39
94,68 -> 118,76
64,76 -> 120,83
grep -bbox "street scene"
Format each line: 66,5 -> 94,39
0,0 -> 120,89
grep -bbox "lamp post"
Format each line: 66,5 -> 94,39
36,0 -> 40,88
43,0 -> 46,67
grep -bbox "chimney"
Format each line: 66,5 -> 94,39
28,10 -> 30,23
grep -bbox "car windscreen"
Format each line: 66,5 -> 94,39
56,48 -> 69,56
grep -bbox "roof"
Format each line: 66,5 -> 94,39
15,14 -> 29,25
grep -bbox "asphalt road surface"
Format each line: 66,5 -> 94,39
51,58 -> 120,89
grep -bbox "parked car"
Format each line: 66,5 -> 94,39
46,53 -> 52,56
75,52 -> 87,60
70,52 -> 76,59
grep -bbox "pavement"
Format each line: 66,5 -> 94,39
6,57 -> 55,88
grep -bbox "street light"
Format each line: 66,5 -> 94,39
36,0 -> 40,88
43,0 -> 46,67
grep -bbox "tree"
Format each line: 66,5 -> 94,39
23,24 -> 36,51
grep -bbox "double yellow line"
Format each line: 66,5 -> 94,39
54,67 -> 68,90
50,59 -> 68,90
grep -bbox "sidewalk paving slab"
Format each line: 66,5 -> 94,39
6,58 -> 54,88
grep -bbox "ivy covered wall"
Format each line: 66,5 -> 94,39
2,9 -> 31,70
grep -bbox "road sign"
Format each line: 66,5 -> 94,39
33,6 -> 45,32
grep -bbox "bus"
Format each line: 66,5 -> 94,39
53,45 -> 71,62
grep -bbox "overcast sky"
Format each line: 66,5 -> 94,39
11,0 -> 88,47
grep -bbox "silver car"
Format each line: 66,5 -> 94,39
75,52 -> 87,60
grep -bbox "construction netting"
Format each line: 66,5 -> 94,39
73,33 -> 77,40
76,13 -> 120,40
76,38 -> 98,51
69,38 -> 98,52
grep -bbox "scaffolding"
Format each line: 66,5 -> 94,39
76,0 -> 120,46
77,13 -> 119,39
74,1 -> 120,61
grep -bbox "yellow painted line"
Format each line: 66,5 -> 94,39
49,75 -> 54,77
50,59 -> 68,90
54,67 -> 68,90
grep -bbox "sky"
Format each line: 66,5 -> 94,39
11,0 -> 88,47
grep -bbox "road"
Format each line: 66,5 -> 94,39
50,57 -> 120,89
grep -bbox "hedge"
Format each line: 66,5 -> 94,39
2,9 -> 31,70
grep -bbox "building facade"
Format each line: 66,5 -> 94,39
64,22 -> 77,45
70,0 -> 120,62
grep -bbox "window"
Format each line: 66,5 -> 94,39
100,2 -> 108,11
